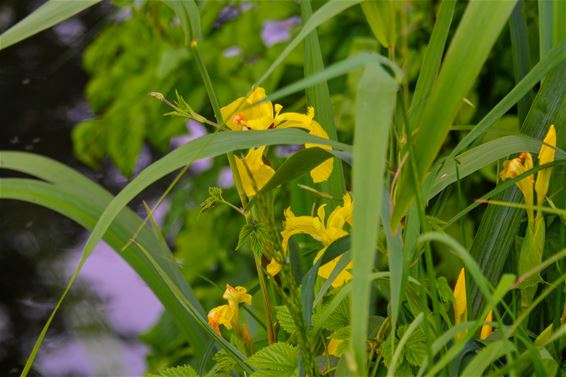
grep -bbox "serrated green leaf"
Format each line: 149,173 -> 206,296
400,325 -> 426,367
148,365 -> 197,377
249,343 -> 298,377
275,306 -> 297,335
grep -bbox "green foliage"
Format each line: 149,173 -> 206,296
3,0 -> 566,376
248,343 -> 298,377
147,365 -> 197,377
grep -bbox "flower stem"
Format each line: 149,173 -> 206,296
190,40 -> 276,345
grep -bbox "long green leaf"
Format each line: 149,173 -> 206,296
301,0 -> 345,200
468,64 -> 566,317
449,41 -> 565,157
350,64 -> 398,375
2,129 -> 350,375
461,340 -> 516,376
267,52 -> 402,103
392,0 -> 517,229
408,0 -> 456,128
255,0 -> 363,87
509,0 -> 534,124
0,0 -> 101,51
429,135 -> 566,199
0,178 -> 211,374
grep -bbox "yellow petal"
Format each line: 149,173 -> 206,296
275,108 -> 334,182
208,304 -> 235,333
281,207 -> 329,252
235,147 -> 275,197
266,258 -> 282,277
326,193 -> 353,230
500,153 -> 535,217
535,124 -> 556,206
480,311 -> 493,340
538,125 -> 556,166
314,246 -> 352,288
223,284 -> 252,306
310,157 -> 334,183
220,87 -> 274,130
454,268 -> 467,327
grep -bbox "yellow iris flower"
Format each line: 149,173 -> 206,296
233,146 -> 276,197
454,268 -> 493,340
268,193 -> 353,288
500,124 -> 556,222
220,87 -> 334,195
207,284 -> 252,334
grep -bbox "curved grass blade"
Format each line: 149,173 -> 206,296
468,64 -> 566,317
0,0 -> 101,52
350,63 -> 398,375
408,0 -> 456,127
267,52 -> 402,104
460,340 -> 516,376
301,0 -> 345,199
429,135 -> 566,199
3,130 -> 350,374
387,313 -> 424,377
0,178 -> 211,375
449,41 -> 565,157
392,0 -> 518,229
255,0 -> 364,87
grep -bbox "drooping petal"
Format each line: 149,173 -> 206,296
208,304 -> 235,333
281,207 -> 328,252
235,146 -> 275,197
275,108 -> 334,182
266,258 -> 282,277
314,247 -> 352,288
535,124 -> 556,206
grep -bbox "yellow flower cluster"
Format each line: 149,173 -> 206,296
207,284 -> 252,334
220,87 -> 334,196
268,193 -> 353,288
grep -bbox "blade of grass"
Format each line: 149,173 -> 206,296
460,340 -> 516,376
387,313 -> 424,377
509,0 -> 534,124
468,64 -> 566,317
407,0 -> 456,128
392,0 -> 517,229
301,0 -> 345,199
0,179 -> 210,374
0,0 -> 100,51
255,0 -> 363,87
449,41 -> 565,157
2,129 -> 350,375
429,135 -> 566,199
350,63 -> 398,375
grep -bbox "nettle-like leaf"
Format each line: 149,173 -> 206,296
212,349 -> 238,376
248,343 -> 298,377
313,297 -> 350,332
147,365 -> 197,377
397,325 -> 427,367
236,222 -> 272,255
275,305 -> 297,334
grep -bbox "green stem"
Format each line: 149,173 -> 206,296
190,41 -> 276,346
